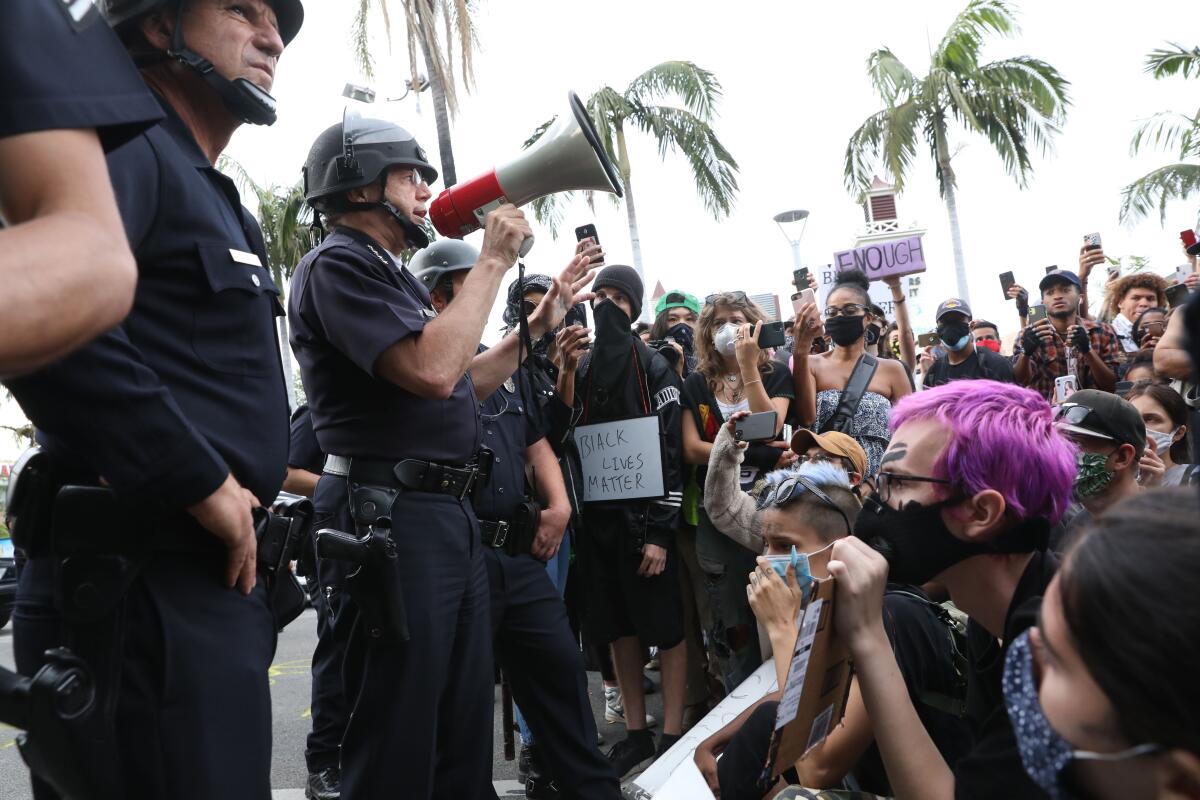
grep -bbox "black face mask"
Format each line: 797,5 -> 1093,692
864,323 -> 881,347
825,315 -> 866,347
667,322 -> 695,353
937,320 -> 972,349
855,492 -> 1049,585
586,300 -> 637,419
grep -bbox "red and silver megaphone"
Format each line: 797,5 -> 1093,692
429,91 -> 623,256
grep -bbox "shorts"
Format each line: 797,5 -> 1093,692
577,510 -> 683,649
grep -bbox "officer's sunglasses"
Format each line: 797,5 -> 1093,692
756,474 -> 853,535
706,291 -> 748,306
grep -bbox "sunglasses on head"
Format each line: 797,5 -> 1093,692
1054,403 -> 1118,439
756,474 -> 853,536
706,291 -> 748,306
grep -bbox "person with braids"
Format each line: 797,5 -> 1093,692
792,269 -> 911,478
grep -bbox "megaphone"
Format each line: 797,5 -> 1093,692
429,91 -> 623,256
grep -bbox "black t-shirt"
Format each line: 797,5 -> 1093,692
289,227 -> 481,463
852,585 -> 975,796
923,348 -> 1016,389
954,548 -> 1059,800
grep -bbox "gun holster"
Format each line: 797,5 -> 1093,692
314,480 -> 409,642
6,446 -> 54,555
257,492 -> 314,631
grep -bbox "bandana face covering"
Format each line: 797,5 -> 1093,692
667,322 -> 695,354
1003,631 -> 1162,800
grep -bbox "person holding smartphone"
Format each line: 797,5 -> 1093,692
922,299 -> 1015,389
1013,270 -> 1120,401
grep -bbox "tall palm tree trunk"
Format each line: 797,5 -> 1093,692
936,125 -> 969,304
615,124 -> 647,319
412,2 -> 456,188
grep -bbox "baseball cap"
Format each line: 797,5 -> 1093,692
790,428 -> 868,478
1054,389 -> 1146,456
935,298 -> 972,321
654,290 -> 701,318
1039,269 -> 1083,293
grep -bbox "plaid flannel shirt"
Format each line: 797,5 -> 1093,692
1011,317 -> 1120,402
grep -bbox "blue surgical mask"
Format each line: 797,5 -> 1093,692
762,545 -> 817,594
1146,427 -> 1179,455
1003,631 -> 1162,800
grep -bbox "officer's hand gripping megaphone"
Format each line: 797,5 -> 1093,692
428,91 -> 623,257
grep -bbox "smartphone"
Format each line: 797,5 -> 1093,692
999,271 -> 1016,299
757,321 -> 786,349
791,287 -> 815,315
1181,229 -> 1197,249
792,267 -> 809,291
917,332 -> 938,348
1044,265 -> 1058,275
1114,381 -> 1134,397
1028,304 -> 1048,324
1054,375 -> 1078,404
574,224 -> 599,245
1083,232 -> 1102,251
734,410 -> 778,442
1166,283 -> 1191,308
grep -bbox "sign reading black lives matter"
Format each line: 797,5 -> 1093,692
573,416 -> 666,503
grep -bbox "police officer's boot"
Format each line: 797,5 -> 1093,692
306,766 -> 341,800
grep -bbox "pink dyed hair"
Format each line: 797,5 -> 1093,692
890,380 -> 1076,524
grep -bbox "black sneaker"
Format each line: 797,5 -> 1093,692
606,732 -> 655,780
655,733 -> 681,758
305,767 -> 341,800
525,773 -> 562,799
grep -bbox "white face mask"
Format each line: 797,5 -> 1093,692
1147,426 -> 1179,455
713,322 -> 740,356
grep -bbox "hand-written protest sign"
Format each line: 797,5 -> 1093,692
833,234 -> 926,281
573,416 -> 666,503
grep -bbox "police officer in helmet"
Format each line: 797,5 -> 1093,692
411,240 -> 620,800
291,112 -> 595,798
3,0 -> 303,797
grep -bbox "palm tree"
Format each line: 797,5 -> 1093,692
1120,44 -> 1200,224
524,61 -> 739,306
844,0 -> 1070,304
218,157 -> 313,409
352,0 -> 478,186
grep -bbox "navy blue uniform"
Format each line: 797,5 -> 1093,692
4,92 -> 288,798
289,227 -> 492,800
0,0 -> 162,147
476,367 -> 620,799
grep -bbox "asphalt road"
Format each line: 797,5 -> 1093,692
0,610 -> 663,799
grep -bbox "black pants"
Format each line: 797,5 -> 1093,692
314,475 -> 494,800
305,543 -> 351,774
14,551 -> 277,800
484,547 -> 620,799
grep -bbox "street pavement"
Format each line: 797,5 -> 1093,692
0,609 -> 665,799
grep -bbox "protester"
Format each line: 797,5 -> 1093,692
922,299 -> 1015,388
682,292 -> 794,690
792,269 -> 912,477
648,289 -> 701,376
1125,381 -> 1197,486
694,451 -> 971,799
1005,488 -> 1200,800
1132,307 -> 1168,352
1013,269 -> 1120,400
1100,273 -> 1167,355
1122,349 -> 1159,384
971,319 -> 1004,353
823,380 -> 1076,800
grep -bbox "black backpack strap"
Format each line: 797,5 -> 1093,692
886,588 -> 971,719
822,354 -> 878,434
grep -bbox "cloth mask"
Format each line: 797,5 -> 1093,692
713,322 -> 740,357
938,321 -> 973,351
865,323 -> 882,347
825,315 -> 866,347
1146,427 -> 1179,455
977,339 -> 1002,353
1073,452 -> 1114,501
667,322 -> 696,354
855,492 -> 1049,585
1003,631 -> 1162,800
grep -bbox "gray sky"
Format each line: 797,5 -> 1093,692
227,0 -> 1197,338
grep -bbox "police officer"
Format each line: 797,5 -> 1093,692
0,0 -> 163,375
412,241 -> 620,800
3,1 -> 303,797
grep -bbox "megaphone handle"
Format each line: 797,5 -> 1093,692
518,234 -> 535,258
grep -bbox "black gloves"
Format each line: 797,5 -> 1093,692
1015,288 -> 1029,318
1021,327 -> 1042,354
1071,325 -> 1091,353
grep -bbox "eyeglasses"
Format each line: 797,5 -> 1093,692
876,471 -> 953,503
823,303 -> 867,319
705,291 -> 748,306
397,170 -> 426,187
756,474 -> 853,535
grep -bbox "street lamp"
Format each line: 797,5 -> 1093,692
773,209 -> 809,270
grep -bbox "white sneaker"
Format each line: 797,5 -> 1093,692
604,687 -> 658,727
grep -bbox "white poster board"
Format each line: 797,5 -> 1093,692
573,416 -> 665,503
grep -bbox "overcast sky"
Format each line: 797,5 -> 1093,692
224,0 -> 1198,338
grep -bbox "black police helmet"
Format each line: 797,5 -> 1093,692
102,0 -> 304,46
409,240 -> 480,293
302,117 -> 438,213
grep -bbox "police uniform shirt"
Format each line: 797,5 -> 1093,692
288,227 -> 481,464
289,404 -> 324,475
5,95 -> 289,511
0,0 -> 162,148
473,366 -> 547,523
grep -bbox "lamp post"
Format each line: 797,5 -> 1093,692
342,76 -> 430,104
773,209 -> 809,270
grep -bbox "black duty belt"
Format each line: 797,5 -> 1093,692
477,499 -> 541,558
324,454 -> 480,501
479,519 -> 514,549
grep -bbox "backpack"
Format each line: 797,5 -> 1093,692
885,588 -> 970,718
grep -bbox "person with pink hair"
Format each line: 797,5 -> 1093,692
823,379 -> 1078,800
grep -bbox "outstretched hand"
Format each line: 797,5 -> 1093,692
529,253 -> 597,338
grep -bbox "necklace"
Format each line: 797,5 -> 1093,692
725,373 -> 739,384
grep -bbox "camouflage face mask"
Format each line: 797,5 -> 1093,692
1072,451 -> 1114,501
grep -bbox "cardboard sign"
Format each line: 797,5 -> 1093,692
833,234 -> 927,281
573,416 -> 666,503
771,577 -> 854,777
